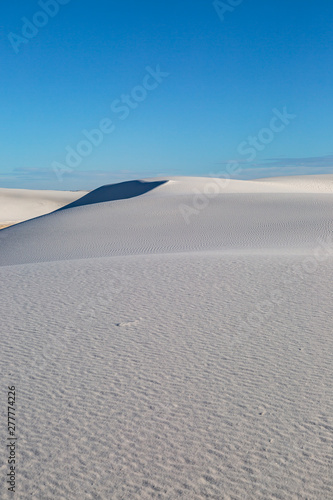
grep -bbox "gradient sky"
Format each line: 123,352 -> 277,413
1,0 -> 333,190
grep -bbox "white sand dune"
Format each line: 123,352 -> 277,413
0,188 -> 87,224
0,177 -> 332,266
255,174 -> 333,193
0,176 -> 332,499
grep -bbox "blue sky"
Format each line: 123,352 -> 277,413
1,0 -> 333,189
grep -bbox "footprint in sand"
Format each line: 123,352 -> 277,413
116,318 -> 142,327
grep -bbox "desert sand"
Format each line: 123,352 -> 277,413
0,175 -> 332,499
0,188 -> 87,227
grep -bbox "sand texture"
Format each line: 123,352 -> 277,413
0,176 -> 332,499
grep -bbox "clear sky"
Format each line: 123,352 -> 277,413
1,0 -> 333,190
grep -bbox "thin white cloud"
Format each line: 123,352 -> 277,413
216,154 -> 333,179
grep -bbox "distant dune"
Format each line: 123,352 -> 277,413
0,187 -> 87,226
0,175 -> 332,499
1,175 -> 332,266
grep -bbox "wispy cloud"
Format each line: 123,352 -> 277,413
217,154 -> 333,179
256,155 -> 333,169
248,155 -> 333,179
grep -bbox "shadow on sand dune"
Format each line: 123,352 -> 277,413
58,180 -> 168,210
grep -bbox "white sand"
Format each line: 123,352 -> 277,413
0,188 -> 87,224
0,176 -> 332,499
